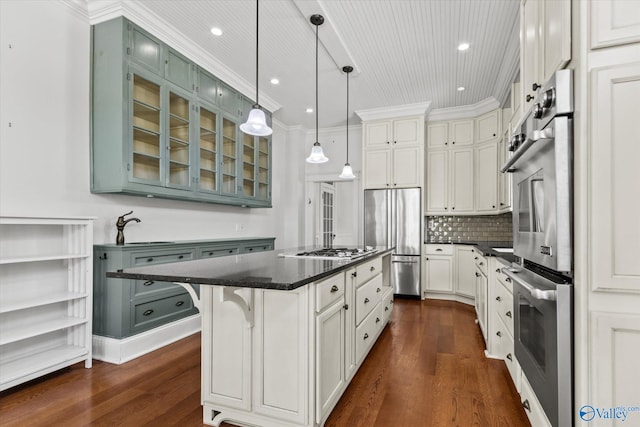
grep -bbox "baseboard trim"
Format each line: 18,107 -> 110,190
423,292 -> 475,306
92,314 -> 201,364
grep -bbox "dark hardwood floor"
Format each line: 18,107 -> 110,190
0,299 -> 529,427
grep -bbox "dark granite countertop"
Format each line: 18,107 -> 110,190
106,246 -> 395,291
424,241 -> 517,263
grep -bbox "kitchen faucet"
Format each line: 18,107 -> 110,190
115,211 -> 141,245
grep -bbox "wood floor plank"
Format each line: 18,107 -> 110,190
0,299 -> 529,427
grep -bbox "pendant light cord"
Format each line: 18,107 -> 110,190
255,0 -> 259,107
346,70 -> 349,163
315,21 -> 319,144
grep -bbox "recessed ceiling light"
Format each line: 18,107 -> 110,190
210,27 -> 223,36
457,86 -> 465,91
270,78 -> 280,85
458,43 -> 470,51
306,108 -> 313,113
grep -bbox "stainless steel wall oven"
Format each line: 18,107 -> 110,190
501,69 -> 574,427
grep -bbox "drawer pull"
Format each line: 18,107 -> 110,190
370,266 -> 375,272
496,296 -> 501,301
479,262 -> 484,266
344,304 -> 349,310
330,285 -> 339,293
147,257 -> 154,262
143,309 -> 154,316
363,333 -> 369,340
506,353 -> 513,361
376,317 -> 380,323
496,268 -> 501,273
377,288 -> 381,293
143,280 -> 154,287
474,257 -> 478,260
496,331 -> 502,337
249,248 -> 254,251
436,248 -> 443,252
352,271 -> 357,278
385,306 -> 389,311
506,311 -> 512,318
505,277 -> 512,283
475,272 -> 480,277
522,399 -> 531,412
364,297 -> 370,304
178,255 -> 184,259
175,301 -> 184,307
208,252 -> 214,256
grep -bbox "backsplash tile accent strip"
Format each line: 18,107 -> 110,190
425,213 -> 513,243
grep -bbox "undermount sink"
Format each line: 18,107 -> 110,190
492,247 -> 514,253
126,241 -> 173,245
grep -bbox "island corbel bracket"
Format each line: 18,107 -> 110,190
220,286 -> 254,328
173,282 -> 202,312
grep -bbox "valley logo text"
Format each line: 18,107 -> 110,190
579,405 -> 640,422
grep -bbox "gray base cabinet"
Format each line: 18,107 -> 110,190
91,17 -> 272,207
93,238 -> 275,338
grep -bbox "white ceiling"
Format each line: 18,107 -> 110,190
88,0 -> 520,129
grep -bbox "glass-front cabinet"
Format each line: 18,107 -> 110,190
91,16 -> 271,207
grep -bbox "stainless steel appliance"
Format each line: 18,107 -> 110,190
279,247 -> 377,260
501,69 -> 574,427
364,188 -> 421,297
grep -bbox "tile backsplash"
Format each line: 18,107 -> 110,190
425,213 -> 513,243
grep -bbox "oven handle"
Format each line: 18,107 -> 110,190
501,267 -> 557,301
500,128 -> 554,173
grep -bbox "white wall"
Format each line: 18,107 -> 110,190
0,0 -> 303,249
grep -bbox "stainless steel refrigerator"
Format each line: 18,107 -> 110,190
364,188 -> 421,297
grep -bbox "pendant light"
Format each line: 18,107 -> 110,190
339,66 -> 356,179
306,14 -> 329,164
240,0 -> 272,136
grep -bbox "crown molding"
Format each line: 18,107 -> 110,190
427,97 -> 500,122
59,0 -> 89,20
355,102 -> 432,122
85,0 -> 281,113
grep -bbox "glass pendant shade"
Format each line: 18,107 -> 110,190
339,163 -> 355,179
240,107 -> 272,136
306,142 -> 329,163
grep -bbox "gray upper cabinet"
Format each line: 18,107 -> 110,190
91,17 -> 271,207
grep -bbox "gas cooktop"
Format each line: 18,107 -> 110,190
279,247 -> 377,260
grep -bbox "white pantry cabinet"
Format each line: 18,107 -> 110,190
475,109 -> 500,144
0,216 -> 94,391
362,116 -> 424,189
427,119 -> 474,148
426,148 -> 474,214
475,141 -> 499,212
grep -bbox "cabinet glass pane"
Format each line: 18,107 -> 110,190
222,117 -> 237,195
258,136 -> 269,199
243,134 -> 255,197
132,75 -> 161,181
199,107 -> 217,192
168,92 -> 190,187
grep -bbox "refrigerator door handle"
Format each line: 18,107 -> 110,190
392,259 -> 419,264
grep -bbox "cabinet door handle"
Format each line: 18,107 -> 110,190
364,297 -> 370,304
522,399 -> 531,412
444,207 -> 448,210
479,262 -> 484,266
386,141 -> 390,144
377,288 -> 381,293
385,306 -> 389,311
376,317 -> 381,323
436,248 -> 443,252
526,94 -> 534,103
229,249 -> 234,253
344,304 -> 349,310
505,277 -> 512,283
506,353 -> 513,361
474,257 -> 478,260
506,311 -> 512,318
475,272 -> 480,277
452,207 -> 455,210
143,280 -> 154,287
175,301 -> 184,307
370,266 -> 375,272
208,252 -> 214,256
363,333 -> 369,340
496,331 -> 502,337
532,82 -> 541,91
393,140 -> 397,144
496,268 -> 500,273
496,296 -> 501,301
143,309 -> 154,316
330,285 -> 339,293
452,141 -> 455,145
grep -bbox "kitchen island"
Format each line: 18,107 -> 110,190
107,247 -> 394,427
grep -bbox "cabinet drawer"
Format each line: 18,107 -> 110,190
133,279 -> 181,298
496,265 -> 513,292
474,252 -> 488,276
355,257 -> 382,286
381,287 -> 394,325
425,244 -> 454,255
132,249 -> 195,266
132,292 -> 194,331
199,246 -> 238,258
355,274 -> 383,325
355,301 -> 383,364
242,243 -> 273,253
315,272 -> 345,313
520,373 -> 552,427
495,281 -> 514,336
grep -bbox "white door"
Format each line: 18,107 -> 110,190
318,183 -> 336,247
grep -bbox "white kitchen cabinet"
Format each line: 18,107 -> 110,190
424,245 -> 454,293
454,246 -> 476,299
475,109 -> 500,144
520,373 -> 552,427
427,119 -> 474,148
590,0 -> 640,49
0,216 -> 94,391
510,81 -> 523,133
521,0 -> 541,109
316,298 -> 346,422
474,253 -> 488,342
497,129 -> 512,212
426,147 -> 474,214
362,116 -> 424,189
475,140 -> 499,213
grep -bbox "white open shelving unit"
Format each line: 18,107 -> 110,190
0,216 -> 94,391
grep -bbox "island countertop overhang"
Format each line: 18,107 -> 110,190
106,246 -> 395,291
